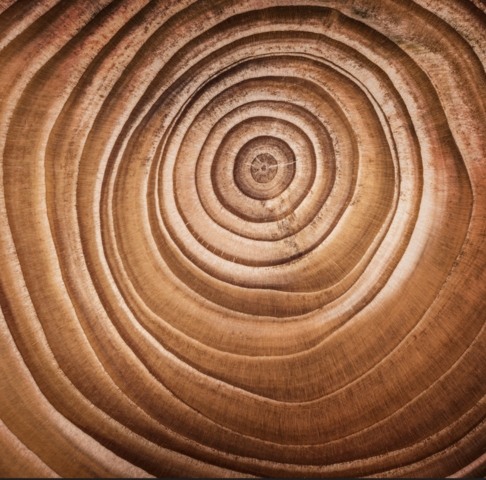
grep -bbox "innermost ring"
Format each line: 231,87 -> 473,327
251,153 -> 278,183
232,136 -> 296,201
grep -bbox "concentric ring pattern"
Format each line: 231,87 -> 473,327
1,0 -> 486,477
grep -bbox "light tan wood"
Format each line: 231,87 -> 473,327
0,0 -> 485,477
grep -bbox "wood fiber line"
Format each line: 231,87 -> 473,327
0,0 -> 485,477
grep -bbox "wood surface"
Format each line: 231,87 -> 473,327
0,0 -> 486,477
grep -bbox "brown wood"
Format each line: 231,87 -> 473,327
0,0 -> 485,477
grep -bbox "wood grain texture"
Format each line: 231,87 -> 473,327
0,0 -> 485,477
